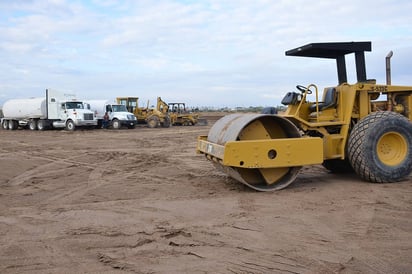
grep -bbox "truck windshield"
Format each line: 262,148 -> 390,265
65,102 -> 84,109
112,104 -> 128,112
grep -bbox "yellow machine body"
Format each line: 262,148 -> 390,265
197,42 -> 412,191
116,97 -> 171,128
168,102 -> 199,126
198,136 -> 323,168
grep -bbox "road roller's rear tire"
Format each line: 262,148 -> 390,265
207,113 -> 302,191
348,111 -> 412,183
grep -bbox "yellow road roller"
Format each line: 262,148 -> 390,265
197,42 -> 412,191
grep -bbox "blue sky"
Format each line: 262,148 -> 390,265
1,0 -> 412,108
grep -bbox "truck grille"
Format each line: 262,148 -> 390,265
127,114 -> 136,120
84,113 -> 94,120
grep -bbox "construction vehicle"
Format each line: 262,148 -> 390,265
116,96 -> 170,128
168,102 -> 199,126
116,97 -> 150,123
197,41 -> 412,191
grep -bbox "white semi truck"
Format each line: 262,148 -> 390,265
84,100 -> 137,129
1,89 -> 97,131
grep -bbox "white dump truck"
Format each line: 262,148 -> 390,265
84,100 -> 137,129
1,89 -> 97,131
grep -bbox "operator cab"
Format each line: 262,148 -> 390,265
308,87 -> 337,112
283,42 -> 372,118
281,86 -> 337,112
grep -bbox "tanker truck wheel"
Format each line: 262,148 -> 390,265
2,120 -> 8,130
206,113 -> 302,191
66,120 -> 76,131
29,119 -> 37,130
348,111 -> 412,183
37,120 -> 46,131
8,120 -> 18,130
112,119 -> 121,129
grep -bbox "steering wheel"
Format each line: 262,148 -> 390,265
296,85 -> 312,94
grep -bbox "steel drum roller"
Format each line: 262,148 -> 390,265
207,113 -> 302,191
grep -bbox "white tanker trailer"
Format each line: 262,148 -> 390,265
1,89 -> 97,131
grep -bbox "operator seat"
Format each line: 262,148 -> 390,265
309,87 -> 337,112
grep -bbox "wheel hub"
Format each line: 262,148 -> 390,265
377,131 -> 408,166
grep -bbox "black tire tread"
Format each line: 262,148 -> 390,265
147,116 -> 159,128
347,111 -> 412,183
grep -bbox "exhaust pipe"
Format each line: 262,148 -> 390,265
386,51 -> 393,85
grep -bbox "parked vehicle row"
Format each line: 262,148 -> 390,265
1,89 -> 205,131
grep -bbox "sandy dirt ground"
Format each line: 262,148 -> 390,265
0,114 -> 411,274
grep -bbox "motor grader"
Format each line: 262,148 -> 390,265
197,41 -> 412,191
116,96 -> 171,128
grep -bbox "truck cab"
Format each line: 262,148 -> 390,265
85,100 -> 137,129
54,99 -> 97,130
